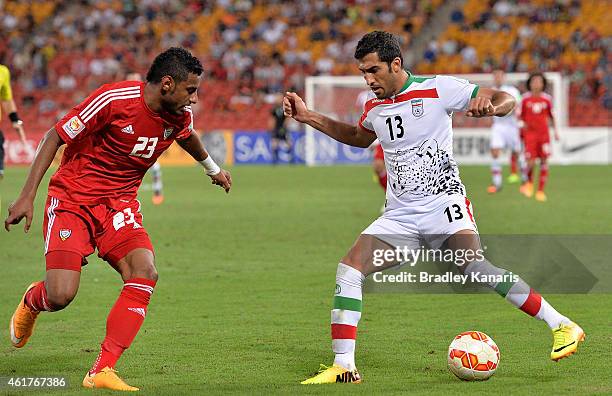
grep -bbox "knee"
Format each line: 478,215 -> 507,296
45,286 -> 77,311
118,249 -> 158,281
340,253 -> 365,275
127,262 -> 158,282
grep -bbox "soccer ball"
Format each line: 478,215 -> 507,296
447,331 -> 500,381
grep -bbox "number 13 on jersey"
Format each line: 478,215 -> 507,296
385,116 -> 404,141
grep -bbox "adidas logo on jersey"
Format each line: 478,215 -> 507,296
127,307 -> 146,318
121,125 -> 135,134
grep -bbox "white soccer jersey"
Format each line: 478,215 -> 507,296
359,74 -> 479,209
492,84 -> 521,130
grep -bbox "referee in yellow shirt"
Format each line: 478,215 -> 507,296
0,63 -> 27,180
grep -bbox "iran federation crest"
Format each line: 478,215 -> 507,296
59,229 -> 72,241
411,99 -> 424,118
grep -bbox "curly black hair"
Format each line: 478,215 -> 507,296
354,31 -> 403,69
526,72 -> 548,91
146,47 -> 203,83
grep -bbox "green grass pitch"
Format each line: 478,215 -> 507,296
1,165 -> 611,395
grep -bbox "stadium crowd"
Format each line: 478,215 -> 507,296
0,0 -> 609,132
420,0 -> 610,126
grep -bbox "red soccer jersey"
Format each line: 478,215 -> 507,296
521,92 -> 553,140
50,81 -> 193,206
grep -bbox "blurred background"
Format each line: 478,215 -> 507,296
0,0 -> 610,166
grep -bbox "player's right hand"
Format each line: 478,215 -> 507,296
4,197 -> 34,233
466,96 -> 496,118
209,169 -> 232,193
283,92 -> 310,123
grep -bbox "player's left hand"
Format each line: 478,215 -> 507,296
209,169 -> 232,193
466,97 -> 496,118
4,197 -> 34,233
13,122 -> 27,145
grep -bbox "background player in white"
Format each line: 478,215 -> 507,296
284,31 -> 584,384
487,69 -> 523,194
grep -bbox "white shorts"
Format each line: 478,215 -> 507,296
490,125 -> 521,151
362,194 -> 478,249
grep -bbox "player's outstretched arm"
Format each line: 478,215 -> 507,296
466,88 -> 516,118
283,92 -> 376,148
5,128 -> 64,232
177,131 -> 232,193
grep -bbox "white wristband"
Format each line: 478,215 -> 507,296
199,156 -> 221,176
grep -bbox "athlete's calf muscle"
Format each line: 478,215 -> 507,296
45,269 -> 81,310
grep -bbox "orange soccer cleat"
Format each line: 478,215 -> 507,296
82,367 -> 139,391
10,283 -> 40,348
535,190 -> 547,202
520,182 -> 534,198
152,194 -> 164,205
487,185 -> 501,194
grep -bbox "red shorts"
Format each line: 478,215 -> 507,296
524,139 -> 550,160
374,144 -> 384,161
43,196 -> 153,271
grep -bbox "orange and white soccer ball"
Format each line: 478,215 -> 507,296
447,331 -> 500,381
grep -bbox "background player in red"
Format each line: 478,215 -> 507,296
4,47 -> 231,391
519,72 -> 559,202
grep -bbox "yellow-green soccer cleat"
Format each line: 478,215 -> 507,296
301,364 -> 362,384
551,322 -> 585,361
507,173 -> 521,184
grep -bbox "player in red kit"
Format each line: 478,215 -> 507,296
5,48 -> 231,391
519,73 -> 559,202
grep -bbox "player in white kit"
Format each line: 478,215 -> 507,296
488,70 -> 523,194
284,31 -> 584,384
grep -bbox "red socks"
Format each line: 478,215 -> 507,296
25,281 -> 53,312
90,278 -> 156,374
538,164 -> 548,192
527,165 -> 534,183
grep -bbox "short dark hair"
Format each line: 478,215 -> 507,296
526,72 -> 547,91
146,47 -> 203,83
354,31 -> 403,68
